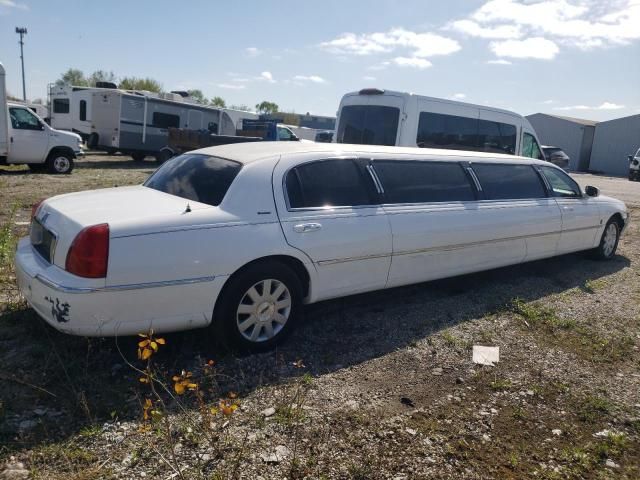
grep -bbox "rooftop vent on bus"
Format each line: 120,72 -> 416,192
359,88 -> 385,95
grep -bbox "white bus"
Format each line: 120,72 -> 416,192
336,88 -> 545,160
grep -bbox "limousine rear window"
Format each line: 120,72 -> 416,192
471,164 -> 546,200
373,161 -> 475,203
416,112 -> 516,155
336,105 -> 399,146
286,159 -> 372,209
144,154 -> 241,206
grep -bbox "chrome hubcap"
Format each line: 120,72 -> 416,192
54,156 -> 70,172
603,223 -> 618,257
236,279 -> 291,343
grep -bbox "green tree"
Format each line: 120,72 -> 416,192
210,96 -> 226,108
255,101 -> 279,115
119,77 -> 162,93
88,70 -> 117,86
229,104 -> 253,112
187,89 -> 207,104
55,68 -> 89,87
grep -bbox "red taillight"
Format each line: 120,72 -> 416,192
65,224 -> 109,278
31,199 -> 45,221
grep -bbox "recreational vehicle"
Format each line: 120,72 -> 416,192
336,89 -> 546,160
89,89 -> 257,161
1,63 -> 83,174
49,84 -> 101,140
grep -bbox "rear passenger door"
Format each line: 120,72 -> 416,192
274,158 -> 392,301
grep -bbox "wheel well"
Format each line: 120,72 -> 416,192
47,146 -> 75,159
610,213 -> 624,229
229,255 -> 310,298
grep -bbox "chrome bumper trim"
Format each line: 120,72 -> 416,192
34,274 -> 216,294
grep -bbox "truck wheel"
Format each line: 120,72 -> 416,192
46,152 -> 74,174
87,133 -> 99,149
155,148 -> 174,164
131,152 -> 146,162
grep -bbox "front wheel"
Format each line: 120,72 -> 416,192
591,218 -> 621,260
212,262 -> 303,352
131,152 -> 146,162
46,152 -> 74,174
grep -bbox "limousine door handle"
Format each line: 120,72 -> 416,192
293,222 -> 322,233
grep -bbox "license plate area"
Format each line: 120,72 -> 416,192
30,218 -> 56,264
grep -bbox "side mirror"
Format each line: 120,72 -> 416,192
629,155 -> 634,163
585,185 -> 599,197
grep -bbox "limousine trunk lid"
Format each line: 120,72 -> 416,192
34,186 -> 211,269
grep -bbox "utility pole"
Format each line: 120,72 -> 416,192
15,27 -> 27,101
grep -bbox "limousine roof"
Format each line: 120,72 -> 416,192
196,142 -> 550,167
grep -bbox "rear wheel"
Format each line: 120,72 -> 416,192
591,218 -> 621,260
155,148 -> 174,164
212,262 -> 303,352
131,152 -> 146,162
46,152 -> 74,174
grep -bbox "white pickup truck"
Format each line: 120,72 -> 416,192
1,63 -> 83,174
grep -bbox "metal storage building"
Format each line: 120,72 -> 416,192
525,113 -> 597,171
589,114 -> 640,177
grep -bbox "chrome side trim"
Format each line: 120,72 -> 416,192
315,225 -> 601,266
34,274 -> 216,294
467,167 -> 483,192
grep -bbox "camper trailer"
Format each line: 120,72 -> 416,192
89,89 -> 258,161
49,84 -> 102,140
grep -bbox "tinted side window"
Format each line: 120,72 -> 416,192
373,161 -> 475,203
144,154 -> 241,206
79,100 -> 87,121
417,112 -> 478,150
477,119 -> 516,155
522,133 -> 544,160
540,166 -> 581,197
286,160 -> 372,208
53,98 -> 70,114
9,107 -> 42,130
472,164 -> 546,200
337,105 -> 399,146
152,112 -> 180,129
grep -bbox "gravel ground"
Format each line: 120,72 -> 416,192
1,155 -> 639,479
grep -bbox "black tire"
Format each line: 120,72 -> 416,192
28,163 -> 47,173
131,152 -> 146,162
46,152 -> 74,174
87,133 -> 99,149
155,148 -> 174,164
590,217 -> 621,260
212,261 -> 303,353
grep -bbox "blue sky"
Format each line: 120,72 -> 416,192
0,0 -> 638,121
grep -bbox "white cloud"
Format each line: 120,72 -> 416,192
554,102 -> 626,111
293,75 -> 326,83
393,57 -> 432,69
543,99 -> 555,104
217,83 -> 246,90
459,0 -> 640,51
451,93 -> 467,100
368,61 -> 391,71
245,47 -> 261,57
320,28 -> 461,59
490,37 -> 559,59
487,59 -> 513,65
259,71 -> 275,83
0,0 -> 28,9
449,19 -> 522,39
363,75 -> 377,81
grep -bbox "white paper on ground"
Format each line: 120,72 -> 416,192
472,345 -> 500,366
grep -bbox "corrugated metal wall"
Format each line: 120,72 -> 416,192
589,115 -> 640,177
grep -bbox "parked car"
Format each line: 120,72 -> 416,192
315,130 -> 333,143
1,63 -> 83,174
628,147 -> 640,181
336,88 -> 545,160
15,143 -> 628,351
542,146 -> 570,169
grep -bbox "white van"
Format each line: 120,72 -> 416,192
0,63 -> 83,174
336,88 -> 545,160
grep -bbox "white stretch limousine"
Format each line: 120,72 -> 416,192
15,143 -> 628,350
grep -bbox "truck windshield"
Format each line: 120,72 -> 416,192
144,154 -> 241,206
336,105 -> 399,146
